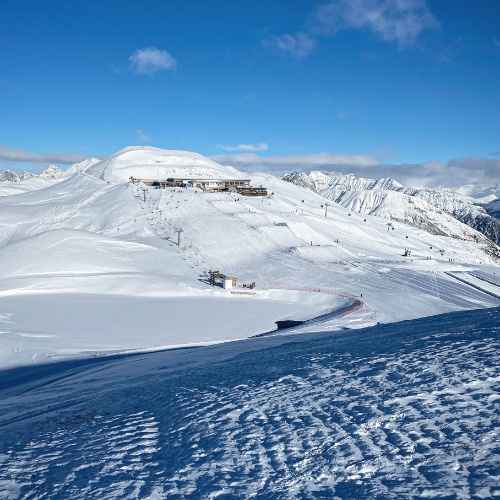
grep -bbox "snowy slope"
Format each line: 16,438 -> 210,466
0,177 -> 54,197
0,165 -> 70,197
283,170 -> 500,245
1,146 -> 500,499
0,147 -> 499,370
485,197 -> 500,218
0,306 -> 499,499
62,157 -> 101,177
87,146 -> 246,183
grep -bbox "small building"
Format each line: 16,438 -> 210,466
130,176 -> 253,192
209,270 -> 237,288
237,186 -> 268,197
200,180 -> 225,191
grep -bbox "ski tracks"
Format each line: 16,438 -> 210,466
25,184 -> 113,238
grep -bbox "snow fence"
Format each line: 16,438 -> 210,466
268,286 -> 364,317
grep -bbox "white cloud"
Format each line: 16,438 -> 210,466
340,158 -> 500,188
310,0 -> 439,46
0,145 -> 100,165
262,32 -> 316,58
137,130 -> 151,142
210,152 -> 380,172
210,150 -> 500,188
263,1 -> 438,61
217,142 -> 269,152
129,47 -> 177,75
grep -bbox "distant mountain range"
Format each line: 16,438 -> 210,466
282,170 -> 500,246
3,162 -> 500,249
1,145 -> 500,371
0,165 -> 64,182
0,158 -> 102,183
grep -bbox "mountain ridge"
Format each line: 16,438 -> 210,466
0,165 -> 64,182
282,170 -> 500,245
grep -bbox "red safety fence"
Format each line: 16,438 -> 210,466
268,285 -> 364,317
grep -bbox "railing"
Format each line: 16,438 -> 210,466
268,285 -> 364,317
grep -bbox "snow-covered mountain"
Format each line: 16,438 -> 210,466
87,146 -> 245,183
62,157 -> 101,177
1,146 -> 500,498
38,164 -> 63,179
0,170 -> 21,182
0,146 -> 499,371
0,160 -> 101,197
282,170 -> 500,245
486,197 -> 500,215
19,171 -> 36,180
0,164 -> 64,182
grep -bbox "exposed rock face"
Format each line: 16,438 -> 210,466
0,165 -> 64,182
19,171 -> 36,180
0,170 -> 20,182
39,165 -> 63,179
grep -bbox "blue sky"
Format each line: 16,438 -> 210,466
1,0 -> 499,186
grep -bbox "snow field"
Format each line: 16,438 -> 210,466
0,307 -> 499,499
0,147 -> 499,368
0,291 -> 351,369
446,272 -> 500,299
284,170 -> 500,250
0,178 -> 55,197
1,148 -> 500,500
87,147 -> 245,184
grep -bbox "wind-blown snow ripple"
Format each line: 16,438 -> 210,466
0,308 -> 499,499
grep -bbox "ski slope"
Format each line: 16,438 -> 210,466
0,147 -> 499,370
283,170 -> 500,247
446,271 -> 500,299
1,147 -> 500,499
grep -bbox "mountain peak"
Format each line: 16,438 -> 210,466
87,146 -> 246,183
0,170 -> 20,182
39,165 -> 63,179
283,169 -> 500,246
0,165 -> 64,183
